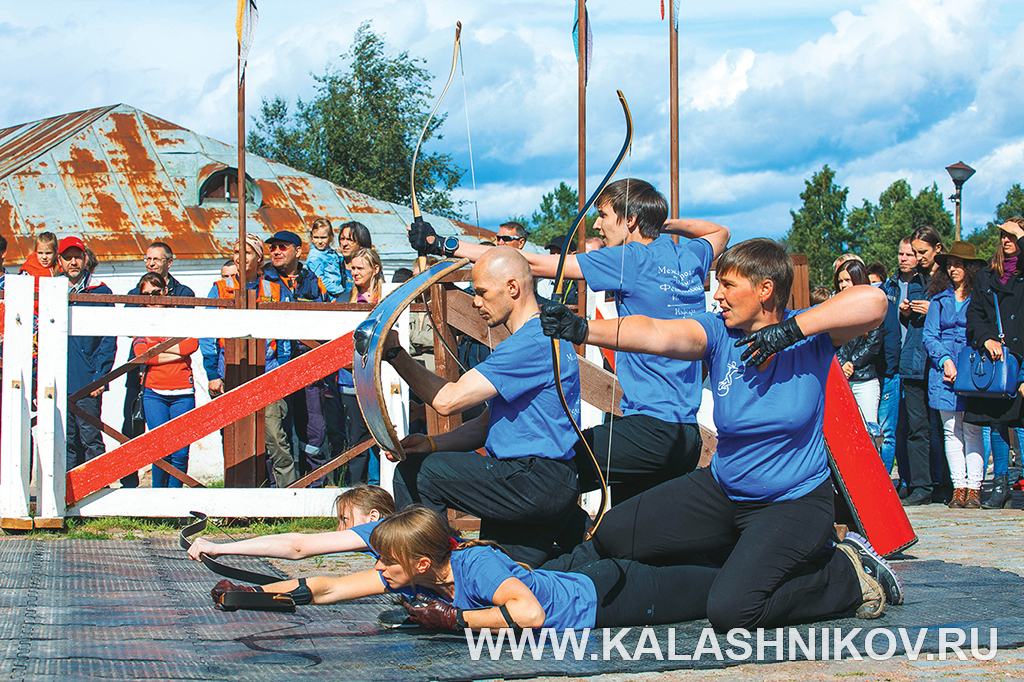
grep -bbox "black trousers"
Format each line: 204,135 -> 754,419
576,416 -> 702,503
393,452 -> 579,568
67,394 -> 105,472
902,378 -> 933,491
566,467 -> 861,632
542,550 -> 718,627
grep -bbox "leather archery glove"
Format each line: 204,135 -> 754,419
402,595 -> 463,632
541,303 -> 588,345
735,316 -> 806,367
408,218 -> 443,256
211,579 -> 259,604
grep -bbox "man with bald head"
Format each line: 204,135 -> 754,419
381,248 -> 581,567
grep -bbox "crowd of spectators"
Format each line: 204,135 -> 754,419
821,219 -> 1024,509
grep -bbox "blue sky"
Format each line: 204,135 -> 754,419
2,0 -> 1022,244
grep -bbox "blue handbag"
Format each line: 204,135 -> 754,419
954,292 -> 1021,399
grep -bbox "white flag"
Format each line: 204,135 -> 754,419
236,0 -> 258,85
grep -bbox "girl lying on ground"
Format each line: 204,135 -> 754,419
211,506 -> 719,631
187,485 -> 394,563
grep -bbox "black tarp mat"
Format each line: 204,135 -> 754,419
1,536 -> 1022,681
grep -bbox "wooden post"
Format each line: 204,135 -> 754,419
236,42 -> 248,304
35,278 -> 69,521
669,0 -> 680,226
426,283 -> 462,436
1,277 -> 34,524
790,255 -> 810,310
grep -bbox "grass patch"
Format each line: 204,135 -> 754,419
16,516 -> 334,540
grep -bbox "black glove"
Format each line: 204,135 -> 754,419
734,316 -> 806,367
211,578 -> 259,604
541,303 -> 588,345
408,218 -> 443,256
401,595 -> 463,632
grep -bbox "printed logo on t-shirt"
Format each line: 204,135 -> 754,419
717,362 -> 744,396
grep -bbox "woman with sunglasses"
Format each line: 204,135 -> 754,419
132,272 -> 199,487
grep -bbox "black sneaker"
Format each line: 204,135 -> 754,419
842,532 -> 903,605
901,489 -> 932,506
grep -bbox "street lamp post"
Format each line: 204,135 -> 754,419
946,161 -> 976,242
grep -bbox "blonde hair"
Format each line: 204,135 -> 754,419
310,217 -> 334,247
368,506 -> 525,585
348,247 -> 384,303
832,253 -> 864,273
35,231 -> 58,252
334,485 -> 395,521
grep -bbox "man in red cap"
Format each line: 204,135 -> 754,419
58,236 -> 116,473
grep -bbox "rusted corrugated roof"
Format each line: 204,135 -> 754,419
0,104 -> 486,266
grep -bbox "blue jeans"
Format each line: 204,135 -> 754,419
143,388 -> 196,488
877,375 -> 900,472
989,425 -> 1011,478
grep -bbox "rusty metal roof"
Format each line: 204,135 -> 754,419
0,104 -> 491,265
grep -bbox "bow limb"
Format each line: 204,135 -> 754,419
552,91 -> 632,539
410,21 -> 462,222
179,511 -> 282,586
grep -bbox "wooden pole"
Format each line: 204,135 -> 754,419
577,0 -> 588,315
236,45 -> 248,307
669,1 -> 680,225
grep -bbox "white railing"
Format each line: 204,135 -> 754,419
1,276 -> 408,523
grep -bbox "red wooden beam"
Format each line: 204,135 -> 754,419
66,331 -> 354,505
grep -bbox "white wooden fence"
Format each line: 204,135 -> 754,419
1,276 -> 408,524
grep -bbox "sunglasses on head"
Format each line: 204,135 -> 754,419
496,235 -> 522,242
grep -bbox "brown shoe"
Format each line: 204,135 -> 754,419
965,488 -> 982,509
948,488 -> 967,508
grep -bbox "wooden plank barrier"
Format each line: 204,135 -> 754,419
65,331 -> 355,505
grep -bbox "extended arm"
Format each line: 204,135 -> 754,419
383,334 -> 497,416
188,529 -> 369,562
261,570 -> 387,605
793,285 -> 887,347
541,303 -> 708,361
408,220 -> 584,280
660,219 -> 731,258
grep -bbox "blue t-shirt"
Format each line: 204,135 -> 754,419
349,520 -> 381,557
697,310 -> 834,502
385,545 -> 598,630
476,318 -> 580,460
576,235 -> 713,422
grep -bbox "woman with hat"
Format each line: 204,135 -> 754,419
925,241 -> 988,508
966,218 -> 1024,508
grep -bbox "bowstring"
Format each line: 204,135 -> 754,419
607,161 -> 631,499
458,40 -> 481,238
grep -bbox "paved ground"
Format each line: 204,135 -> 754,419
269,503 -> 1024,681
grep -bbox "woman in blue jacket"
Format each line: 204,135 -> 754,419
923,242 -> 987,508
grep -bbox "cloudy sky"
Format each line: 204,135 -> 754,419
2,0 -> 1022,243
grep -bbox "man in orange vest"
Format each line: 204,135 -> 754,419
199,234 -> 296,487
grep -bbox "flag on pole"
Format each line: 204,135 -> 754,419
661,0 -> 681,30
236,0 -> 258,85
572,2 -> 593,86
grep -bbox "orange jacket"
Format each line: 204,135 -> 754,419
133,337 -> 199,392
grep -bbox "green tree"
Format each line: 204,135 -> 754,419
785,165 -> 861,288
850,180 -> 954,272
523,182 -> 598,248
967,184 -> 1024,260
248,22 -> 464,218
